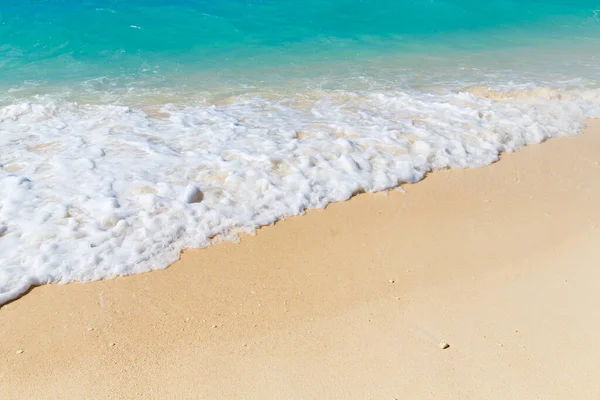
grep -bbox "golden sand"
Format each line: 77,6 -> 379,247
1,121 -> 600,399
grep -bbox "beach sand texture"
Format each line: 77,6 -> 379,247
1,120 -> 600,399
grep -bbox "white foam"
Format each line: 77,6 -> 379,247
1,86 -> 599,304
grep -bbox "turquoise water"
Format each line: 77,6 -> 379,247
2,0 -> 600,88
1,1 -> 600,304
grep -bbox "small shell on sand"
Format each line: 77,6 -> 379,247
439,342 -> 450,350
16,349 -> 24,354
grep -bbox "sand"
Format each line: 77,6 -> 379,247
1,120 -> 600,399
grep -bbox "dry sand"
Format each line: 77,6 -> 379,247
1,121 -> 600,399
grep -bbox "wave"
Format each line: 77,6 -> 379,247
1,86 -> 599,304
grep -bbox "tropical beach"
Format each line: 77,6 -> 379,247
2,120 -> 600,398
2,0 -> 600,398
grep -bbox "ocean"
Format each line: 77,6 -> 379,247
1,0 -> 600,304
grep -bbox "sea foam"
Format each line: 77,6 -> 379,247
1,87 -> 599,304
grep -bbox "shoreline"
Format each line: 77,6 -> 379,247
1,120 -> 600,399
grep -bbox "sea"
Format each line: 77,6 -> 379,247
1,0 -> 600,304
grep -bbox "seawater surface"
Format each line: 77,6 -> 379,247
1,0 -> 600,303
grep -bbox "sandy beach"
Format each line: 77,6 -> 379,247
1,120 -> 600,399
